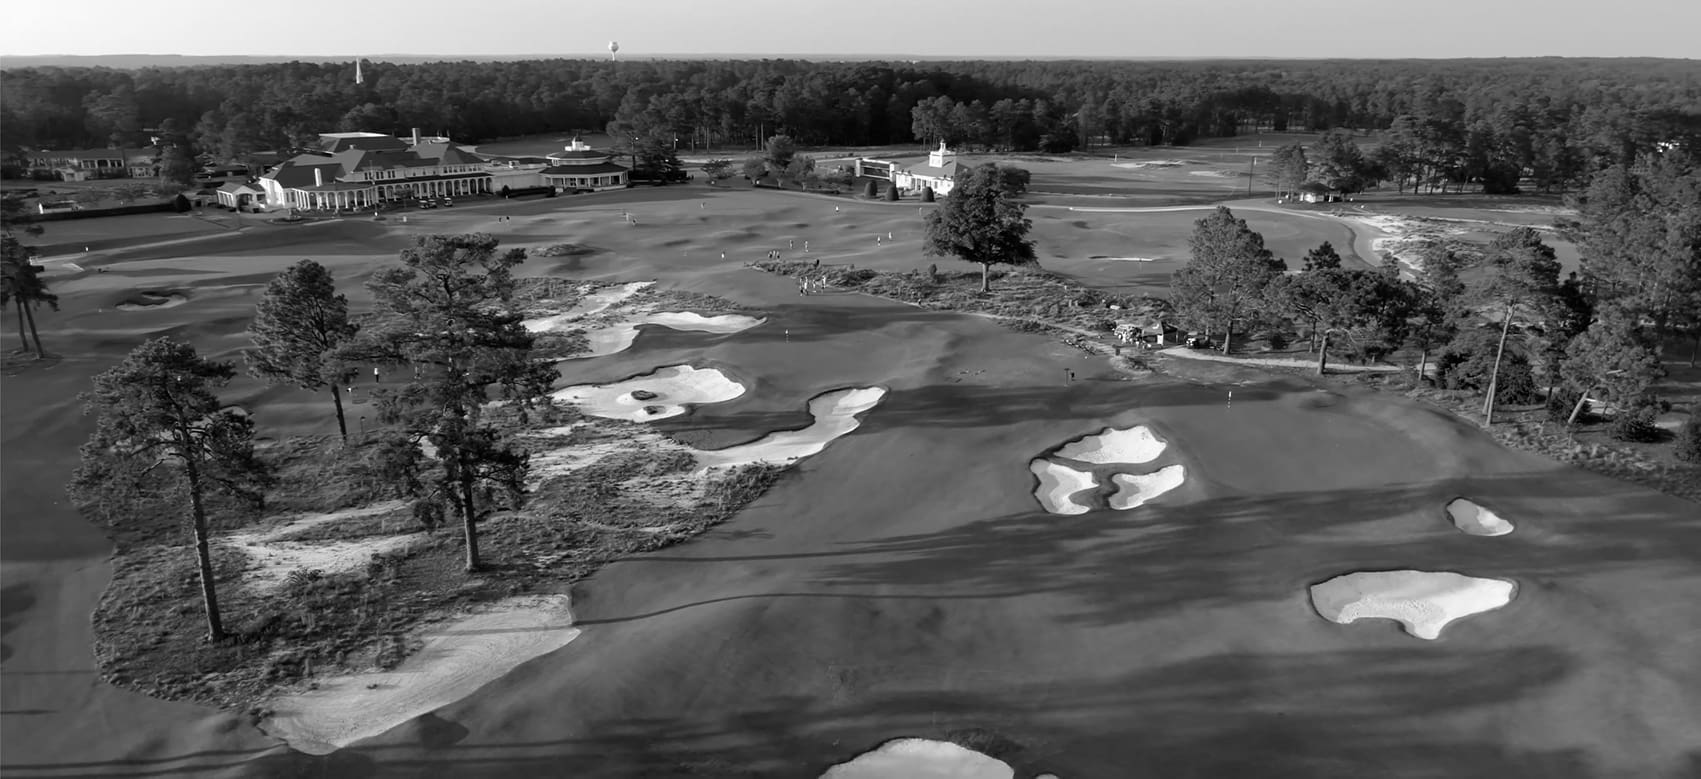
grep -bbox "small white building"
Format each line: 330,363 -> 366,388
215,181 -> 265,209
892,141 -> 959,196
855,141 -> 960,197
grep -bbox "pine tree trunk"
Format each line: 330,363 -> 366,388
184,459 -> 225,642
459,453 -> 481,572
1221,322 -> 1233,354
13,304 -> 28,352
1484,301 -> 1515,426
1417,347 -> 1429,387
980,263 -> 991,293
1567,385 -> 1593,425
22,302 -> 44,358
1317,331 -> 1330,375
330,384 -> 348,440
1691,330 -> 1699,368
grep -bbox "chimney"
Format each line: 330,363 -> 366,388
412,128 -> 420,146
313,168 -> 323,187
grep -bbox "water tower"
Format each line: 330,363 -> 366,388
608,41 -> 619,61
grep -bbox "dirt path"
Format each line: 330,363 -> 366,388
1157,345 -> 1402,373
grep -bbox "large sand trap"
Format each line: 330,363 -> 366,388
694,387 -> 886,471
520,281 -> 654,332
1029,458 -> 1097,515
261,594 -> 580,755
1310,571 -> 1517,640
1053,425 -> 1167,464
1446,498 -> 1514,536
821,738 -> 1015,779
220,500 -> 417,594
116,291 -> 188,310
1107,464 -> 1186,510
570,311 -> 767,359
551,364 -> 745,421
520,281 -> 764,359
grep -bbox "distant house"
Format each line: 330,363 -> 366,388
215,181 -> 265,209
1115,318 -> 1181,346
1297,181 -> 1342,203
26,148 -> 155,181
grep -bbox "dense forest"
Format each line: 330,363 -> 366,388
4,58 -> 1701,190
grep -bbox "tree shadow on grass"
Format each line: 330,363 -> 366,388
233,645 -> 1596,778
801,470 -> 1701,628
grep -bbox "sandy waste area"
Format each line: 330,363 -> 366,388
261,594 -> 580,754
219,500 -> 417,595
520,281 -> 765,359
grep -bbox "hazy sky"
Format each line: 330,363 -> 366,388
6,0 -> 1700,59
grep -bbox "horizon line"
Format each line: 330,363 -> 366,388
6,53 -> 1696,62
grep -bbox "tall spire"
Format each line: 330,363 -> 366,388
354,58 -> 364,85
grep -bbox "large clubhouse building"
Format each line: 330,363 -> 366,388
254,131 -> 628,211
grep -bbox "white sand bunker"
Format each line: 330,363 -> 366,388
1446,498 -> 1514,536
551,364 -> 745,421
694,387 -> 886,471
1310,571 -> 1516,640
1108,464 -> 1185,510
570,311 -> 768,359
116,291 -> 188,310
1029,458 -> 1097,515
1054,425 -> 1167,465
520,281 -> 654,332
821,739 -> 1014,779
261,594 -> 580,755
1095,257 -> 1158,262
221,500 -> 416,594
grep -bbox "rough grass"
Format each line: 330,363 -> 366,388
88,394 -> 792,716
1361,376 -> 1701,503
754,260 -> 1166,336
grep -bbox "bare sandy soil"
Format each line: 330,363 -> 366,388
5,182 -> 1701,779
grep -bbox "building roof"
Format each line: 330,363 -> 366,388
218,181 -> 264,194
904,159 -> 958,179
31,148 -> 132,161
547,150 -> 610,161
411,141 -> 483,165
542,162 -> 629,175
260,156 -> 345,189
319,133 -> 408,153
296,181 -> 375,192
331,148 -> 435,173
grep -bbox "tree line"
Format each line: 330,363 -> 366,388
1171,149 -> 1701,442
5,57 -> 1699,189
